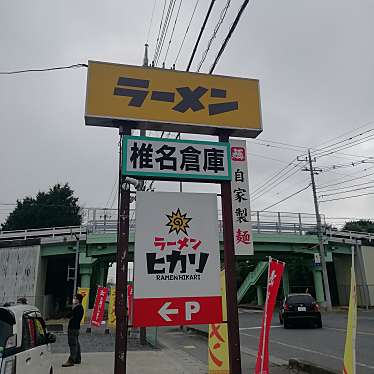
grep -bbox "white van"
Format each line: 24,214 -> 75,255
0,304 -> 56,374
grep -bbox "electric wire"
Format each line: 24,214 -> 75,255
319,184 -> 374,198
196,0 -> 232,72
0,64 -> 87,74
320,191 -> 374,203
260,184 -> 311,211
153,0 -> 175,66
174,0 -> 200,66
146,0 -> 158,44
251,161 -> 307,201
186,0 -> 217,71
318,180 -> 374,193
153,0 -> 167,62
250,158 -> 300,196
154,0 -> 177,66
311,119 -> 374,150
209,0 -> 252,74
317,168 -> 374,189
162,0 -> 183,66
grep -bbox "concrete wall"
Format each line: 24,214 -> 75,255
360,245 -> 374,306
0,245 -> 43,308
333,254 -> 351,306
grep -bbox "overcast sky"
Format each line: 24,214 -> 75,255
1,0 -> 374,228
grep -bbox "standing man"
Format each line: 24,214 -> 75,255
62,293 -> 84,367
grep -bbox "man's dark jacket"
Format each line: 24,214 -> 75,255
68,304 -> 84,330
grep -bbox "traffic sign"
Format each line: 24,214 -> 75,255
132,192 -> 222,327
85,61 -> 262,138
123,135 -> 231,181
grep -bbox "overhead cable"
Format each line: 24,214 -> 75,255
154,0 -> 177,66
153,0 -> 168,62
0,64 -> 87,75
260,184 -> 311,211
186,0 -> 217,71
162,0 -> 184,65
196,0 -> 232,72
146,0 -> 158,44
320,191 -> 374,203
209,0 -> 252,74
174,0 -> 200,66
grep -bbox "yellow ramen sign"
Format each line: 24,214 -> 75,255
85,61 -> 262,137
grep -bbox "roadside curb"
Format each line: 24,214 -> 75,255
289,358 -> 338,374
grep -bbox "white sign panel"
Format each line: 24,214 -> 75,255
123,136 -> 231,181
230,140 -> 254,255
133,192 -> 222,327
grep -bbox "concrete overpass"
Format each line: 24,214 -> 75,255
1,209 -> 373,317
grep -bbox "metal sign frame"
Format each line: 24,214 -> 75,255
122,135 -> 232,182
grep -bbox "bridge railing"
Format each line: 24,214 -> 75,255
0,226 -> 86,241
85,210 -> 321,235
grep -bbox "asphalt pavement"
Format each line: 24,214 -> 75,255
236,308 -> 374,374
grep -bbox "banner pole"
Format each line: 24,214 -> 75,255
219,133 -> 242,374
114,126 -> 131,374
260,256 -> 271,374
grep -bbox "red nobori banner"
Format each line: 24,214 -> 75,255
255,259 -> 285,374
91,287 -> 109,327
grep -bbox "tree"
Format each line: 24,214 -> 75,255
1,183 -> 82,231
343,220 -> 374,233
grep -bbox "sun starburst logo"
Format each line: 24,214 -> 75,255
166,208 -> 191,235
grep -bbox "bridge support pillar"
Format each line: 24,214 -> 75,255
282,267 -> 290,296
256,285 -> 264,306
313,268 -> 325,303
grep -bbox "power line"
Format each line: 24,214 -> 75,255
162,0 -> 183,65
153,0 -> 167,62
174,0 -> 200,66
320,191 -> 374,203
311,119 -> 374,150
312,131 -> 374,158
260,184 -> 311,211
317,168 -> 374,189
146,0 -> 158,44
186,0 -> 217,71
196,0 -> 232,72
209,0 -> 252,74
318,180 -> 374,193
249,140 -> 305,153
0,64 -> 87,75
251,162 -> 306,201
319,185 -> 374,198
154,0 -> 177,66
252,138 -> 308,150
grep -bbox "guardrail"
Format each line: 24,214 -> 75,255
0,226 -> 86,241
1,209 -> 372,243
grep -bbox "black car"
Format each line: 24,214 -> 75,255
279,293 -> 322,328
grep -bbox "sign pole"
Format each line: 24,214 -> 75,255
114,126 -> 131,374
219,133 -> 242,373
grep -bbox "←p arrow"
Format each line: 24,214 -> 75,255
158,302 -> 179,322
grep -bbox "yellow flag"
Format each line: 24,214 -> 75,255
108,287 -> 116,328
343,266 -> 357,374
208,271 -> 229,373
77,287 -> 90,323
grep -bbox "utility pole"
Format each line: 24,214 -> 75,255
299,150 -> 332,311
